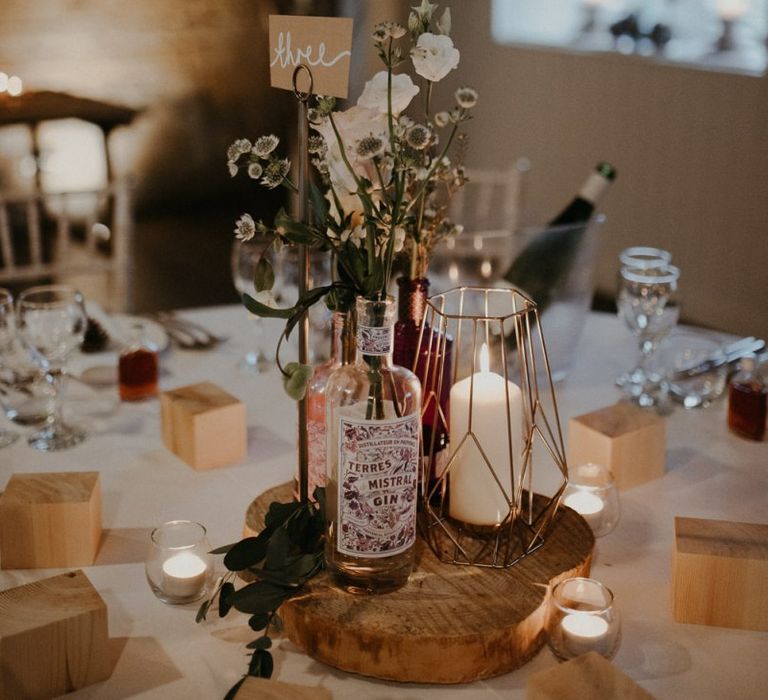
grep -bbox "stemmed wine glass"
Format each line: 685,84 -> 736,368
616,263 -> 681,407
231,238 -> 272,373
0,288 -> 20,447
17,285 -> 88,451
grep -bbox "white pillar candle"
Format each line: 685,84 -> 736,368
449,343 -> 523,526
561,612 -> 610,656
161,552 -> 209,598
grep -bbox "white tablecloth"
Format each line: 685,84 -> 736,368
2,307 -> 766,699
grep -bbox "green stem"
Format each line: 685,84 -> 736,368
406,121 -> 460,214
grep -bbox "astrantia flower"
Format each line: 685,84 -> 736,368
455,87 -> 478,109
247,162 -> 263,179
307,108 -> 325,124
308,135 -> 327,155
227,139 -> 252,162
434,111 -> 450,128
311,157 -> 329,176
405,124 -> 432,150
315,95 -> 337,116
373,21 -> 406,41
357,71 -> 419,115
261,158 -> 291,189
252,134 -> 279,158
234,213 -> 256,241
411,33 -> 460,82
228,162 -> 239,177
357,134 -> 385,159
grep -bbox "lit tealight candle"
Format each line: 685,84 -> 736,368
561,612 -> 610,656
716,0 -> 748,20
563,489 -> 605,530
161,552 -> 209,599
449,343 -> 523,526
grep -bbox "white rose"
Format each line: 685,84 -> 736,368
312,105 -> 390,195
411,33 -> 460,82
357,71 -> 420,115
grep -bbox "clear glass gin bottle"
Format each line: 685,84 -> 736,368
325,296 -> 422,594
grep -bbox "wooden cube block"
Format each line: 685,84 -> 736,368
0,471 -> 101,569
160,381 -> 246,470
527,652 -> 654,700
236,676 -> 332,699
0,569 -> 112,698
673,516 -> 768,631
568,402 -> 666,490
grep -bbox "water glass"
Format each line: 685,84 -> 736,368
17,285 -> 88,451
546,577 -> 621,662
0,289 -> 20,447
657,330 -> 728,408
618,246 -> 671,269
617,263 -> 681,406
146,520 -> 214,605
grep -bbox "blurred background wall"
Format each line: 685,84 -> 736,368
1,0 -> 765,337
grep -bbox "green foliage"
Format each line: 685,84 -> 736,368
196,491 -> 326,694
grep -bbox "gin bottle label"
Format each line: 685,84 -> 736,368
336,412 -> 419,558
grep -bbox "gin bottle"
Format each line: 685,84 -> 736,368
325,296 -> 421,594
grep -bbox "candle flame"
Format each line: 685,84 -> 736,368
479,343 -> 489,374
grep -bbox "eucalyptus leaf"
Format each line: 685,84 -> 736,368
254,257 -> 275,293
228,579 -> 291,615
248,612 -> 271,631
223,677 -> 245,700
248,648 -> 274,679
265,526 -> 292,570
282,362 -> 314,401
223,536 -> 269,571
265,500 -> 302,530
246,636 -> 273,651
209,543 -> 236,555
218,581 -> 235,618
195,598 -> 211,623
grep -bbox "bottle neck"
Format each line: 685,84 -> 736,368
356,296 -> 394,366
330,311 -> 356,365
397,277 -> 430,327
578,171 -> 612,208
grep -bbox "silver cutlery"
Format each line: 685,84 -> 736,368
151,312 -> 226,350
669,336 -> 765,381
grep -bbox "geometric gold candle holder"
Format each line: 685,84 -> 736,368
416,286 -> 569,568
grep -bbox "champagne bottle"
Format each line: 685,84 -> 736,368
503,162 -> 616,311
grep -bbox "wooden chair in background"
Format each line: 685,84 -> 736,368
0,179 -> 134,311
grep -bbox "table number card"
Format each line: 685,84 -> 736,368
269,15 -> 353,98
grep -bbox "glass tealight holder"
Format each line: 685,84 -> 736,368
146,520 -> 214,605
546,577 -> 621,662
561,463 -> 620,537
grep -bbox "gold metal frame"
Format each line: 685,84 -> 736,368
416,286 -> 569,568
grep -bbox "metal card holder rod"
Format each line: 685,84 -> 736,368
293,64 -> 313,505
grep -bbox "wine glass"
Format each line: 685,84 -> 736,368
231,238 -> 270,373
615,246 -> 673,390
17,285 -> 88,451
0,288 -> 20,447
616,263 -> 681,407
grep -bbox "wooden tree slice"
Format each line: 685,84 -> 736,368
243,482 -> 594,684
